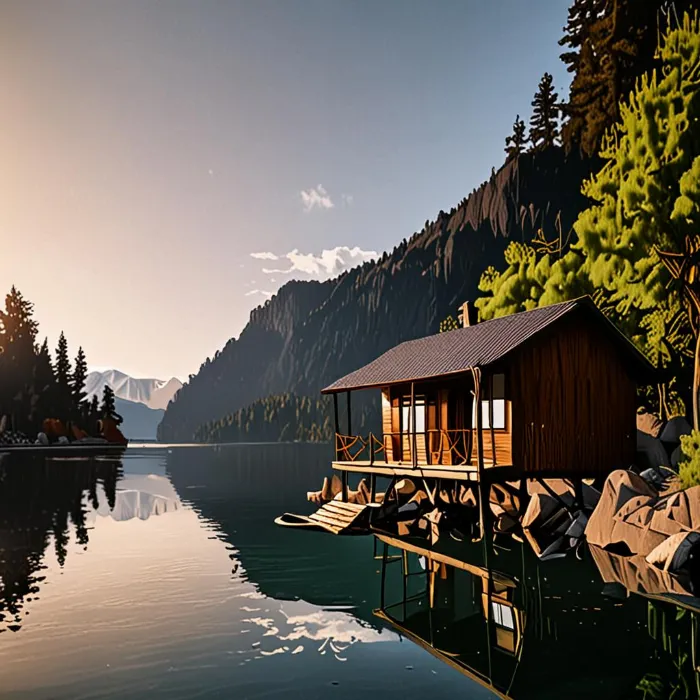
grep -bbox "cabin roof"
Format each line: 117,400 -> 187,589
321,296 -> 656,393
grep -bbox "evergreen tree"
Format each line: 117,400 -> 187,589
54,332 -> 72,420
32,339 -> 56,430
560,0 -> 694,157
529,73 -> 560,150
0,287 -> 39,431
100,385 -> 120,423
71,347 -> 88,414
504,114 -> 527,160
88,394 -> 100,435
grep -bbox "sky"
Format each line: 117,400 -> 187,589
0,0 -> 572,381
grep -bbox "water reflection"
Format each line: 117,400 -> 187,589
0,445 -> 698,698
373,527 -> 700,699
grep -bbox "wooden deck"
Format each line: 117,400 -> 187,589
331,459 -> 518,482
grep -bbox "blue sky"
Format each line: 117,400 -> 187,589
0,0 -> 572,379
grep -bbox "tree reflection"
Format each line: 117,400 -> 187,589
0,452 -> 123,632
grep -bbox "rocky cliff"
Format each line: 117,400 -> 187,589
159,148 -> 593,442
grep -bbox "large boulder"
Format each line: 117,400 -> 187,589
659,416 -> 692,444
636,429 -> 671,472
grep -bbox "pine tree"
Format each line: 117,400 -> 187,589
504,115 -> 527,160
100,385 -> 120,423
0,287 -> 40,431
54,332 -> 72,419
32,338 -> 56,430
71,347 -> 88,414
529,73 -> 560,150
88,394 -> 100,435
560,0 -> 695,157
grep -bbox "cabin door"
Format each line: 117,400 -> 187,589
400,395 -> 427,465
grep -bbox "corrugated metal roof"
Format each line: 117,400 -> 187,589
321,296 -> 654,393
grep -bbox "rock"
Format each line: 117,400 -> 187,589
35,432 -> 49,446
660,416 -> 692,444
636,430 -> 671,471
671,445 -> 683,470
637,411 -> 664,439
57,436 -> 69,445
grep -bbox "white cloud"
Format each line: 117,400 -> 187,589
285,246 -> 378,278
300,184 -> 334,212
250,252 -> 279,260
341,194 -> 354,206
244,289 -> 273,299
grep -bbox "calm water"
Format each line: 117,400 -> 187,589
0,444 -> 696,699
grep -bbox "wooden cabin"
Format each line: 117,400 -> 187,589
322,296 -> 655,482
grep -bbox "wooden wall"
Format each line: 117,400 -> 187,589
509,313 -> 637,475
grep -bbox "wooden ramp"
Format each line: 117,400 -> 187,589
275,500 -> 372,535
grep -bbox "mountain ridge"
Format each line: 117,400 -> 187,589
159,147 -> 593,442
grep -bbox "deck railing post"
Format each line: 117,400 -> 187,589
333,393 -> 339,460
411,382 -> 417,468
369,433 -> 375,465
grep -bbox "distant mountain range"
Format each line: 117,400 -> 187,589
85,370 -> 182,411
86,370 -> 183,440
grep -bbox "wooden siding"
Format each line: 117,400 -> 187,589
509,314 -> 637,475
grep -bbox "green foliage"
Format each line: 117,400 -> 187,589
478,16 -> 700,416
504,114 -> 527,160
678,429 -> 700,488
439,315 -> 460,333
529,73 -> 560,151
194,393 -> 335,444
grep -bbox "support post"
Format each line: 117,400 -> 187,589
333,393 -> 339,460
473,368 -> 488,540
411,382 -> 417,468
370,473 -> 377,503
346,391 -> 352,436
341,470 -> 348,502
488,373 -> 496,466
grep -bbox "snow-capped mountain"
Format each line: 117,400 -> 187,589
85,370 -> 182,411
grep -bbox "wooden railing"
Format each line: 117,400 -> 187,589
335,429 -> 477,467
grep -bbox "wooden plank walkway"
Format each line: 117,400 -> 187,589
331,460 -> 518,482
275,499 -> 371,535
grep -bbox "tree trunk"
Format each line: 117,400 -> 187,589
694,329 -> 700,431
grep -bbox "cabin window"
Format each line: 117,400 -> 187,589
491,601 -> 514,630
475,373 -> 506,430
401,395 -> 426,434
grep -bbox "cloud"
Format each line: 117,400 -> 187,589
250,252 -> 279,260
300,185 -> 334,212
341,194 -> 354,206
244,289 -> 273,299
252,246 -> 376,279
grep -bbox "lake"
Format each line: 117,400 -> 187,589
0,444 -> 697,699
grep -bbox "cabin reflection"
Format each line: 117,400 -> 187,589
372,534 -> 668,699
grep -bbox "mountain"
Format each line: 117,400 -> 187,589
159,148 -> 594,443
114,397 -> 164,441
85,370 -> 182,411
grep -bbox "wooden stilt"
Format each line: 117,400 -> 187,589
333,393 -> 339,460
341,470 -> 348,502
488,373 -> 496,466
370,473 -> 377,503
411,381 -> 417,468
